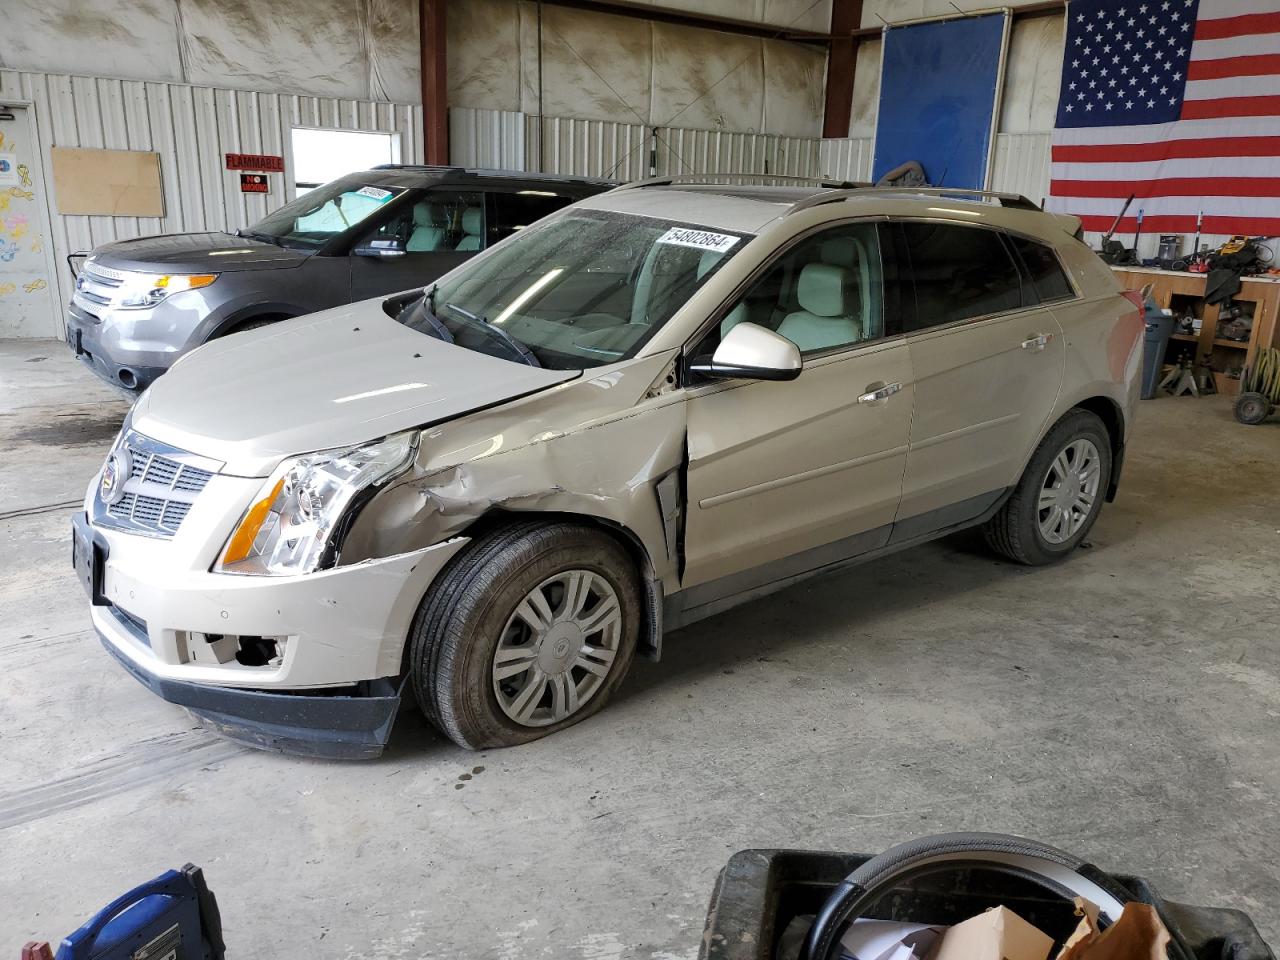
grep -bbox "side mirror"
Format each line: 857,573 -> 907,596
689,322 -> 802,382
354,239 -> 406,258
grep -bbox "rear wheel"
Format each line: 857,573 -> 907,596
408,521 -> 641,749
983,409 -> 1112,565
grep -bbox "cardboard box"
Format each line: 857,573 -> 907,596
928,906 -> 1053,960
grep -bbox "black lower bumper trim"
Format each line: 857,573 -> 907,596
97,632 -> 402,760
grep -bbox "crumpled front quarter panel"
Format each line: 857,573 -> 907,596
340,352 -> 688,589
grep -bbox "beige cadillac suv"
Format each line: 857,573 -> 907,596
74,177 -> 1144,756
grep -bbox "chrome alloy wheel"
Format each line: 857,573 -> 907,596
492,570 -> 623,727
1037,438 -> 1101,545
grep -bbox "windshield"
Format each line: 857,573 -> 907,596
247,178 -> 406,247
396,209 -> 749,370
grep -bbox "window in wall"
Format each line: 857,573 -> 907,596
898,222 -> 1024,330
291,128 -> 401,196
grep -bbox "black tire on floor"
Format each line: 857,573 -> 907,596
408,520 -> 641,750
983,408 -> 1113,566
1233,391 -> 1274,426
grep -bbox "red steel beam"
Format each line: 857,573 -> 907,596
823,0 -> 863,138
420,0 -> 449,164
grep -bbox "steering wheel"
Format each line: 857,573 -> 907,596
799,833 -> 1194,960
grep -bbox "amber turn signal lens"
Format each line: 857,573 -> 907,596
220,477 -> 284,566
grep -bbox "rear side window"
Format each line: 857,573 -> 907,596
1007,234 -> 1075,303
898,222 -> 1024,331
489,191 -> 572,245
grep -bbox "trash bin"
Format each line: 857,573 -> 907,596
699,846 -> 1274,960
1142,305 -> 1177,400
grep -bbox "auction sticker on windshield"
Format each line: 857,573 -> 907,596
356,185 -> 395,202
656,227 -> 740,253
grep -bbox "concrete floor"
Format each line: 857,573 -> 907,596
2,338 -> 1278,957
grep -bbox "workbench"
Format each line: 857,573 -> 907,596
1111,266 -> 1280,395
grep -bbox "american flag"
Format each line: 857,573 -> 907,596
1047,0 -> 1280,236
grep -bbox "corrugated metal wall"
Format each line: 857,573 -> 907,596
534,117 -> 652,181
453,110 -> 824,182
990,132 -> 1053,206
653,128 -> 822,179
0,68 -> 423,332
450,108 -> 526,171
817,138 -> 874,183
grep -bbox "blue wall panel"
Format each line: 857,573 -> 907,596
872,13 -> 1007,189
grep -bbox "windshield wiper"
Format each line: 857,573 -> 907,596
412,285 -> 454,343
235,228 -> 283,248
441,301 -> 541,368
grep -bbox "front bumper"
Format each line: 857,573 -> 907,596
100,632 -> 405,759
66,302 -> 174,393
74,511 -> 470,758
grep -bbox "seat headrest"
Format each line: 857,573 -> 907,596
412,202 -> 437,227
461,208 -> 483,234
796,263 -> 849,318
819,237 -> 858,268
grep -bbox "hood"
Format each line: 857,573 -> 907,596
92,232 -> 309,273
130,301 -> 580,476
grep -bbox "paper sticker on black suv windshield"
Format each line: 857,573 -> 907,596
656,228 -> 739,253
356,185 -> 394,202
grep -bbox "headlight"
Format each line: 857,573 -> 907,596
216,432 -> 418,576
118,272 -> 217,309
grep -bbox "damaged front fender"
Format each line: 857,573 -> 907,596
336,351 -> 689,651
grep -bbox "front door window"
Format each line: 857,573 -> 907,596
700,222 -> 887,357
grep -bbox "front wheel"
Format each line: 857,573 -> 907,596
409,521 -> 641,749
983,409 -> 1112,566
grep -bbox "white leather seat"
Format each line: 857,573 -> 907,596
455,208 -> 484,251
776,263 -> 861,353
407,202 -> 446,252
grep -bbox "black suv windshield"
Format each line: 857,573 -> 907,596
396,209 -> 749,370
248,178 -> 407,247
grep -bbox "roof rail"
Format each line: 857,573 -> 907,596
614,173 -> 872,191
785,186 -> 1042,216
372,164 -> 617,184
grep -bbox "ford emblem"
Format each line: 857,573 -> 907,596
100,449 -> 131,505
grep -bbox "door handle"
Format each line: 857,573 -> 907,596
1021,333 -> 1054,352
858,381 -> 902,403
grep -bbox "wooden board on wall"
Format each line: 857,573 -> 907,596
50,146 -> 164,217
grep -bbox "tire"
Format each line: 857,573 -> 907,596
1234,391 -> 1274,426
408,521 -> 641,749
983,409 -> 1112,566
219,315 -> 287,337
